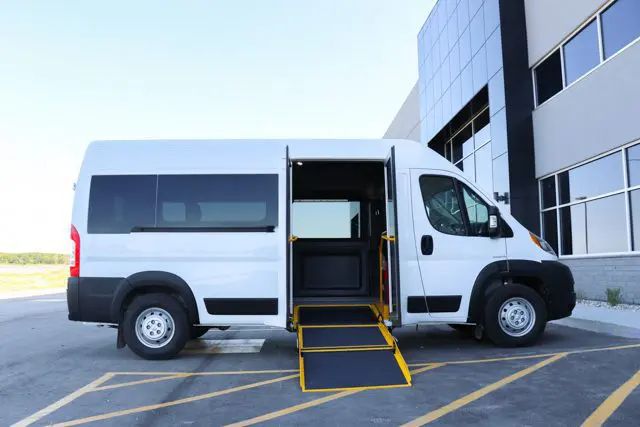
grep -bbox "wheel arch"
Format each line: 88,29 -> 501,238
467,260 -> 549,323
110,271 -> 200,325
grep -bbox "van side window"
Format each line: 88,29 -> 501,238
419,176 -> 466,236
157,174 -> 278,229
461,184 -> 491,236
88,175 -> 157,234
292,201 -> 360,238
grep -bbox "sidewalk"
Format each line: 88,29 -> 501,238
0,287 -> 66,300
553,300 -> 640,339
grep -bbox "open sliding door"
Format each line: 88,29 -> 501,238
286,146 -> 294,330
384,147 -> 401,325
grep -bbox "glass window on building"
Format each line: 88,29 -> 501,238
541,143 -> 639,256
558,152 -> 624,204
627,143 -> 640,187
563,19 -> 600,85
601,0 -> 640,59
540,176 -> 557,209
631,190 -> 640,250
542,210 -> 559,254
534,50 -> 563,105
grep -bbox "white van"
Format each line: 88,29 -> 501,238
67,139 -> 575,362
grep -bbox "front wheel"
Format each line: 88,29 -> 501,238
484,284 -> 547,347
123,293 -> 190,360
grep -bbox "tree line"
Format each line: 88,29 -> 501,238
0,253 -> 67,265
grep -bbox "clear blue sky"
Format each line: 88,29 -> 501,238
0,1 -> 434,253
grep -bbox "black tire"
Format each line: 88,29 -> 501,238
484,284 -> 547,347
191,326 -> 210,339
123,293 -> 190,360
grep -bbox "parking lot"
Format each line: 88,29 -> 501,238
2,295 -> 639,426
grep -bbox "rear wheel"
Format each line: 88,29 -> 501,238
123,293 -> 189,360
484,284 -> 547,347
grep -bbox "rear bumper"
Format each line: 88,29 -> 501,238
67,277 -> 120,323
542,261 -> 576,321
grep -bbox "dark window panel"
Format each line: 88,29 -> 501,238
558,152 -> 624,204
88,175 -> 157,234
563,19 -> 600,85
542,210 -> 559,254
534,50 -> 563,105
601,0 -> 640,59
560,204 -> 587,255
627,143 -> 640,187
157,174 -> 278,229
631,190 -> 640,250
419,175 -> 467,236
541,176 -> 557,209
586,194 -> 627,253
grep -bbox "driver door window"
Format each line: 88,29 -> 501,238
419,175 -> 492,237
461,184 -> 490,236
419,176 -> 466,236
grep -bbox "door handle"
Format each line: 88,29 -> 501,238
421,235 -> 434,255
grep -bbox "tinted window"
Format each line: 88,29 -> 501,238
563,19 -> 600,85
560,204 -> 587,255
534,50 -> 563,105
627,143 -> 640,187
601,0 -> 640,59
558,152 -> 623,204
419,176 -> 466,236
540,176 -> 557,208
157,174 -> 278,229
586,194 -> 627,253
631,190 -> 640,250
88,175 -> 157,234
292,201 -> 360,239
461,184 -> 490,236
560,194 -> 627,255
542,210 -> 559,253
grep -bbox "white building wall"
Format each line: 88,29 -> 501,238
384,82 -> 421,142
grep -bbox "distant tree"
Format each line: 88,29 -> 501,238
0,253 -> 67,265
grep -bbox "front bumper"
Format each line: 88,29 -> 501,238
542,261 -> 576,321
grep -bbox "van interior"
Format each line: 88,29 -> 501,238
291,160 -> 390,314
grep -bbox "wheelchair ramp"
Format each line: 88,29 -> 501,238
295,305 -> 411,392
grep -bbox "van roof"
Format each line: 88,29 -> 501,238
81,139 -> 458,173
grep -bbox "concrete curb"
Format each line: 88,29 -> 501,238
0,288 -> 66,300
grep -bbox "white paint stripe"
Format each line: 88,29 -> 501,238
184,339 -> 265,354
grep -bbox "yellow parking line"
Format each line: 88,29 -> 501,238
50,374 -> 299,427
91,374 -> 191,392
408,342 -> 640,367
581,369 -> 640,427
11,373 -> 115,427
401,353 -> 567,426
225,363 -> 446,427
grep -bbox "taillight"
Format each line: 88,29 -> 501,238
70,225 -> 80,277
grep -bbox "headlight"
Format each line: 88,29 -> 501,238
529,232 -> 556,256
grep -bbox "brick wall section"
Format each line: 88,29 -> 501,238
561,256 -> 640,304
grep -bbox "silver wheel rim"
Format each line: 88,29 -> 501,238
498,297 -> 536,337
135,307 -> 175,348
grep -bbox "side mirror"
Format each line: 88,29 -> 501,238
488,206 -> 501,238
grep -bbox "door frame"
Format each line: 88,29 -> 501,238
384,146 -> 402,325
